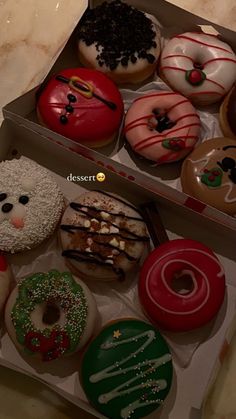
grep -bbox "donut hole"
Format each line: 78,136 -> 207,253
42,302 -> 61,325
171,272 -> 194,295
193,62 -> 204,70
148,108 -> 176,133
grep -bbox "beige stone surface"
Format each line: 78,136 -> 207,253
167,0 -> 236,30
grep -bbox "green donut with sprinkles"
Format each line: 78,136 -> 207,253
81,319 -> 173,419
5,270 -> 98,361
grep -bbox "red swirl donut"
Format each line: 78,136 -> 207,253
37,68 -> 124,148
139,239 -> 225,332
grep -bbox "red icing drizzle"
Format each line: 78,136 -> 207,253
205,77 -> 225,90
134,92 -> 179,103
173,35 -> 233,54
0,255 -> 7,272
163,54 -> 194,63
160,66 -> 186,73
203,57 -> 236,65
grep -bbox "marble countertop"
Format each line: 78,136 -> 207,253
0,0 -> 235,418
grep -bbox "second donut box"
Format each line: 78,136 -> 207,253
3,0 -> 236,232
1,119 -> 236,419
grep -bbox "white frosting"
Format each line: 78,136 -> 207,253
161,32 -> 236,105
0,157 -> 64,253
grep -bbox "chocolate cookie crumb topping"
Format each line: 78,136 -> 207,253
77,0 -> 157,70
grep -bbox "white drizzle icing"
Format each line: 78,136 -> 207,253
146,247 -> 224,316
89,330 -> 171,416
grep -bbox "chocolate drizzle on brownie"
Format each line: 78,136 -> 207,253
61,192 -> 149,280
77,0 -> 157,70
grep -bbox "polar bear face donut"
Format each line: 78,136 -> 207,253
0,157 -> 64,253
160,32 -> 236,106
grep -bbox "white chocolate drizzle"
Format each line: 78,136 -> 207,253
89,330 -> 171,417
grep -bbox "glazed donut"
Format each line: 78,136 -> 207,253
37,68 -> 124,148
160,32 -> 236,106
220,84 -> 236,139
181,137 -> 236,215
139,239 -> 225,332
77,0 -> 161,85
0,255 -> 11,315
124,91 -> 201,164
0,157 -> 64,253
81,319 -> 173,419
60,191 -> 149,282
5,270 -> 98,361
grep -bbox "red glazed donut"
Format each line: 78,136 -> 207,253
37,68 -> 124,148
139,239 -> 225,332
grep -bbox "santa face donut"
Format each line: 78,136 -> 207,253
0,255 -> 11,315
0,157 -> 64,253
77,0 -> 161,85
60,191 -> 149,282
160,32 -> 236,106
220,84 -> 236,139
37,68 -> 124,148
124,91 -> 201,164
81,319 -> 173,419
139,239 -> 225,332
5,270 -> 98,361
181,138 -> 236,215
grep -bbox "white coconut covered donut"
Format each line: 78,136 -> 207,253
160,32 -> 236,106
60,191 -> 149,281
0,157 -> 64,253
0,255 -> 11,315
5,270 -> 98,361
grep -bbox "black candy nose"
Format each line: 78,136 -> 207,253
2,203 -> 13,213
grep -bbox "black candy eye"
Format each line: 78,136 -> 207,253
221,157 -> 235,171
0,193 -> 7,202
67,94 -> 76,103
19,195 -> 29,205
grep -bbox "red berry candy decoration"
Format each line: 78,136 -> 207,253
186,69 -> 206,86
37,68 -> 124,148
162,138 -> 185,151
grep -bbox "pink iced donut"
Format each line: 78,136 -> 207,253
124,91 -> 201,164
160,32 -> 236,106
139,239 -> 225,332
0,255 -> 11,315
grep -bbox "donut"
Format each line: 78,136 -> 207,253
181,138 -> 236,215
60,191 -> 149,281
37,68 -> 124,148
81,319 -> 173,419
220,84 -> 236,139
0,157 -> 64,253
77,0 -> 161,85
160,32 -> 236,106
124,91 -> 201,164
139,239 -> 225,332
0,255 -> 11,315
5,270 -> 98,361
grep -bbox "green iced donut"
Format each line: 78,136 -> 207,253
81,319 -> 173,419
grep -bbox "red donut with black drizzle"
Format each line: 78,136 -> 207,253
37,68 -> 124,148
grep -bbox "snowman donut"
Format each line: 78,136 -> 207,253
0,255 -> 11,316
0,157 -> 64,253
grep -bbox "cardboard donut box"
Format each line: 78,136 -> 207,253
1,1 -> 236,419
3,0 -> 236,232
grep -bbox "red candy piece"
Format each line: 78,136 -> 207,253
208,175 -> 215,181
139,239 -> 225,332
25,330 -> 70,361
0,255 -> 7,272
37,68 -> 124,147
186,69 -> 206,86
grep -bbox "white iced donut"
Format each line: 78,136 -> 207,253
160,32 -> 236,106
5,270 -> 98,361
0,157 -> 64,253
0,255 -> 11,315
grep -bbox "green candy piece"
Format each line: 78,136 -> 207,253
162,138 -> 185,151
11,270 -> 88,360
201,167 -> 223,187
81,319 -> 173,419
